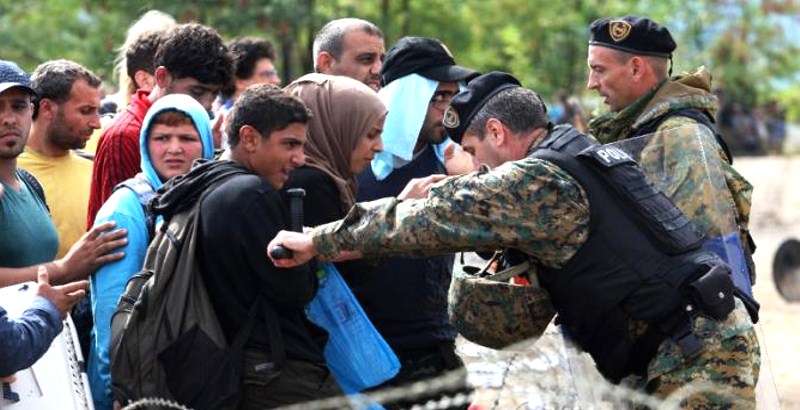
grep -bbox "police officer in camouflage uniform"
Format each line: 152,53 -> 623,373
586,16 -> 758,293
270,72 -> 761,409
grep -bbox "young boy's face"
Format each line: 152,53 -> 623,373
148,122 -> 204,181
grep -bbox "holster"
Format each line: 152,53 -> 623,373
688,263 -> 735,321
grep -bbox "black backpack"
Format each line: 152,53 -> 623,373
17,168 -> 49,212
109,174 -> 283,409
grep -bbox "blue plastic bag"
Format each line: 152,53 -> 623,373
306,262 -> 400,395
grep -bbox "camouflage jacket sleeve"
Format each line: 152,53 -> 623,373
311,158 -> 590,270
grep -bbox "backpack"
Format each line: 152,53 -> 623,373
113,175 -> 157,241
109,174 -> 282,409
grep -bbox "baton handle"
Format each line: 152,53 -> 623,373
270,188 -> 306,260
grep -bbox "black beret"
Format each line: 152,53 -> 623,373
589,16 -> 676,58
443,71 -> 521,144
380,37 -> 479,86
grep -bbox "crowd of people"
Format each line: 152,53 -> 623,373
0,11 -> 763,410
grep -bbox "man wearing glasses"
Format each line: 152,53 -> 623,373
355,36 -> 479,409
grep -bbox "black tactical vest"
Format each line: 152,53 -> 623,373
530,125 -> 727,382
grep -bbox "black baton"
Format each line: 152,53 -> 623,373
270,188 -> 305,259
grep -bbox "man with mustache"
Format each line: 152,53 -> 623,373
20,59 -> 102,259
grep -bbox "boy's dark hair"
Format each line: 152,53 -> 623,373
30,59 -> 102,119
221,37 -> 277,99
154,23 -> 233,87
226,84 -> 311,147
126,29 -> 168,83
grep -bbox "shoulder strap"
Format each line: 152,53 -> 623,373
636,108 -> 733,165
114,176 -> 157,240
16,168 -> 49,213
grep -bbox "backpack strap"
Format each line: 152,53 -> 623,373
635,108 -> 733,165
16,168 -> 49,213
114,176 -> 157,241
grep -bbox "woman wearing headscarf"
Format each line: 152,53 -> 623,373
283,73 -> 387,226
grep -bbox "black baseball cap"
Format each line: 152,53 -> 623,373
589,16 -> 676,58
443,71 -> 521,144
380,37 -> 479,87
0,60 -> 37,97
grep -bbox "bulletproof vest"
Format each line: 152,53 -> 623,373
531,125 -> 723,381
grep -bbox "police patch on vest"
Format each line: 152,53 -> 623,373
582,145 -> 637,167
443,105 -> 459,128
609,20 -> 632,42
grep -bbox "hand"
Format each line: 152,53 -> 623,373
268,230 -> 319,268
51,221 -> 127,283
0,184 -> 4,200
443,143 -> 478,175
36,266 -> 88,318
0,374 -> 16,383
397,174 -> 448,200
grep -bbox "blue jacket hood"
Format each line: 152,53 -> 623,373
139,94 -> 215,190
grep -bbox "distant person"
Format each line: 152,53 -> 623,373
765,101 -> 787,155
86,28 -> 173,155
110,9 -> 177,110
214,36 -> 282,148
87,94 -> 216,410
87,22 -> 233,227
313,18 -> 384,91
21,60 -> 103,259
586,16 -> 758,291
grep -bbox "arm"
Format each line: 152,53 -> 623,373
0,221 -> 128,287
0,266 -> 87,376
89,198 -> 148,405
271,159 -> 590,269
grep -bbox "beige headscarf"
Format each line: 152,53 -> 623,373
284,73 -> 387,211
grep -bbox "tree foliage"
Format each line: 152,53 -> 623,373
0,0 -> 797,111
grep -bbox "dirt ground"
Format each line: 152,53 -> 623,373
736,155 -> 800,409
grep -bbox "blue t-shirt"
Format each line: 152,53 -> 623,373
0,178 -> 59,267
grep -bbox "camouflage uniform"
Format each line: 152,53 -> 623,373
309,144 -> 759,407
589,67 -> 755,285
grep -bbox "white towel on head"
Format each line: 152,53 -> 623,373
371,74 -> 438,180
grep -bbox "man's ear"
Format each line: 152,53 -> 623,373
153,66 -> 171,89
238,125 -> 259,151
134,70 -> 156,91
630,56 -> 646,81
316,52 -> 335,74
486,118 -> 506,146
36,99 -> 57,122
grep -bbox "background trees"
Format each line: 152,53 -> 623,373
1,0 -> 798,120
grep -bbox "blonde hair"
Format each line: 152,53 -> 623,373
114,10 -> 176,109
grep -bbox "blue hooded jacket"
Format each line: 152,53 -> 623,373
87,94 -> 214,410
